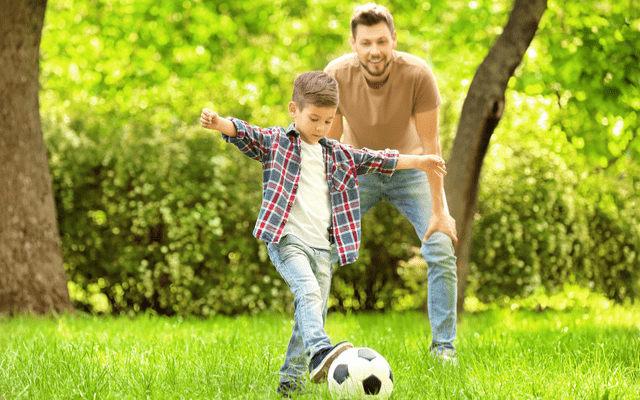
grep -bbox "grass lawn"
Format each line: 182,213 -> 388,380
1,305 -> 639,399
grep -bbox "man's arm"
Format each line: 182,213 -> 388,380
415,107 -> 458,244
326,113 -> 343,140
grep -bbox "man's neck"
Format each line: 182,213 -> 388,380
365,74 -> 390,89
361,55 -> 393,88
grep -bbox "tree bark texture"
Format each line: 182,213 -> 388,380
0,0 -> 72,314
446,0 -> 548,314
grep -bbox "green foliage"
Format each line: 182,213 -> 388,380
48,122 -> 293,315
577,167 -> 640,302
468,107 -> 640,303
40,0 -> 639,314
464,284 -> 621,313
469,130 -> 590,300
516,0 -> 640,167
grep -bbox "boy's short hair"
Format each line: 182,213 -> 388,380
350,3 -> 395,38
292,71 -> 339,109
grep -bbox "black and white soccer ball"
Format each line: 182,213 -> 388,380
327,347 -> 393,398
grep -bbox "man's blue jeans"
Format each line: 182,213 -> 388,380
267,234 -> 333,383
359,168 -> 457,348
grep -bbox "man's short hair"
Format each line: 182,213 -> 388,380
292,71 -> 339,109
351,3 -> 395,38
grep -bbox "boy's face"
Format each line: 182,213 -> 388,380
289,102 -> 337,144
350,22 -> 397,79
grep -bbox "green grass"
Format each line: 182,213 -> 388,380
1,306 -> 639,399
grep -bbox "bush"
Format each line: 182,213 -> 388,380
48,120 -> 295,315
578,170 -> 640,302
467,129 -> 639,304
468,140 -> 591,301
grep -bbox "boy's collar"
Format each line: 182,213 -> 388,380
286,123 -> 300,137
285,124 -> 330,147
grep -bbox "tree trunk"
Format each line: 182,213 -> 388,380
0,0 -> 72,314
446,0 -> 547,314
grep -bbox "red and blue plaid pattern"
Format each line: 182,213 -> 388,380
224,118 -> 398,265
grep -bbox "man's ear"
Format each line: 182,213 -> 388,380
349,35 -> 356,51
288,101 -> 297,116
392,31 -> 397,49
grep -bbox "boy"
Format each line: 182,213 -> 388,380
200,71 -> 446,396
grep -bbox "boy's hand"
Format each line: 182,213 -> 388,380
200,108 -> 220,130
418,155 -> 447,177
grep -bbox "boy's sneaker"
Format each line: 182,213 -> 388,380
430,344 -> 458,365
308,341 -> 353,383
276,380 -> 303,398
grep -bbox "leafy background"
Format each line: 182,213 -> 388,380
40,0 -> 639,315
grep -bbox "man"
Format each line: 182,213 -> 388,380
324,3 -> 459,361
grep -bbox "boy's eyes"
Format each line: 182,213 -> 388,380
309,117 -> 333,124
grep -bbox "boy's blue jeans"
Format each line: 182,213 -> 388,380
359,168 -> 458,348
267,234 -> 333,383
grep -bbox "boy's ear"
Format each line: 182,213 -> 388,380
288,101 -> 297,116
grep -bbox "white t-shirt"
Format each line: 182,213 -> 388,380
283,140 -> 332,249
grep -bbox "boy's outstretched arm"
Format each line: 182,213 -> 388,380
200,107 -> 273,162
352,148 -> 446,178
396,154 -> 447,177
200,108 -> 237,137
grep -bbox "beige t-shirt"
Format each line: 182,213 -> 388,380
324,51 -> 440,154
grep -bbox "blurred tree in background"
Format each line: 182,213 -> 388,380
1,0 -> 71,315
38,0 -> 639,315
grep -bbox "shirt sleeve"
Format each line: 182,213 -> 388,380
350,146 -> 399,176
413,66 -> 441,114
222,117 -> 274,162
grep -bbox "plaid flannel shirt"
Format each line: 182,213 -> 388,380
223,118 -> 398,265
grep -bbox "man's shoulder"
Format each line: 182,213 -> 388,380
324,53 -> 359,75
393,51 -> 434,75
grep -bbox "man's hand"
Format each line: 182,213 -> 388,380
418,154 -> 447,177
423,212 -> 458,246
200,108 -> 220,130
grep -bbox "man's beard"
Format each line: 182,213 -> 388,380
361,58 -> 392,77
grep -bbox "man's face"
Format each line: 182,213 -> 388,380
350,22 -> 397,78
289,102 -> 337,144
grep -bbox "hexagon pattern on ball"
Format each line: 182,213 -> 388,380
327,347 -> 393,399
